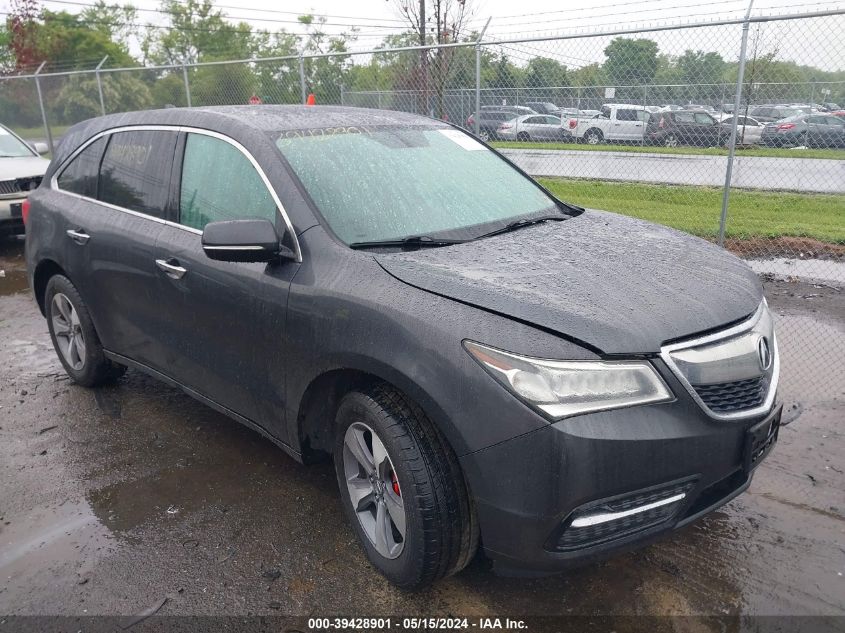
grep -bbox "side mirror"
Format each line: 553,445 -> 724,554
201,218 -> 294,263
33,142 -> 49,155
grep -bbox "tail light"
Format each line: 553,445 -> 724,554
659,116 -> 665,129
467,115 -> 475,126
777,123 -> 796,130
568,118 -> 577,129
499,123 -> 512,130
22,198 -> 31,225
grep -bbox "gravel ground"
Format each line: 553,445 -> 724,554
0,236 -> 843,631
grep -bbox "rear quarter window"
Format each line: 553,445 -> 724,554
98,130 -> 178,219
56,136 -> 107,198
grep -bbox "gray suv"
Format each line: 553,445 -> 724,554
25,106 -> 781,588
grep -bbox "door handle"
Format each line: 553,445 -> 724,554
155,258 -> 187,280
66,229 -> 90,245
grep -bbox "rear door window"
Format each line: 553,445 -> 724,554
56,136 -> 107,198
178,132 -> 277,231
98,130 -> 178,218
694,112 -> 715,125
675,112 -> 696,124
616,109 -> 638,121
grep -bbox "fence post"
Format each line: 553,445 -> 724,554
95,55 -> 108,116
474,18 -> 491,137
182,62 -> 192,107
718,0 -> 755,247
33,62 -> 54,154
340,83 -> 345,106
298,53 -> 307,103
641,84 -> 647,146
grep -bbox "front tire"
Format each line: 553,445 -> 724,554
45,275 -> 125,387
333,385 -> 478,589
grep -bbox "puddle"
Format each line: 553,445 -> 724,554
749,257 -> 845,285
0,267 -> 29,296
0,500 -> 113,577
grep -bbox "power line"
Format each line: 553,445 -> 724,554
36,0 -> 408,29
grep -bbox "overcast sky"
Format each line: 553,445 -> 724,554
23,0 -> 845,70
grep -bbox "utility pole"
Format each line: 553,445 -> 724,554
419,0 -> 427,116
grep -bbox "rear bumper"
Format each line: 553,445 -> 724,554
459,363 -> 780,573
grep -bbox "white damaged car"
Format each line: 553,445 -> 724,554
1,123 -> 49,236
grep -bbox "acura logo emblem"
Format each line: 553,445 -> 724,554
757,336 -> 772,371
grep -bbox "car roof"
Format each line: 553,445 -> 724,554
52,105 -> 449,170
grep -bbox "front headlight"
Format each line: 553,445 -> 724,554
464,341 -> 674,420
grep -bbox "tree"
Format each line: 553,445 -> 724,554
389,0 -> 475,117
142,0 -> 255,65
603,37 -> 659,87
6,0 -> 41,70
57,71 -> 152,120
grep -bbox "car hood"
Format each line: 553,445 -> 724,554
0,156 -> 50,180
376,210 -> 762,355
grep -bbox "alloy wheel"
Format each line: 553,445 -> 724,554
342,422 -> 406,559
664,134 -> 679,147
51,292 -> 86,371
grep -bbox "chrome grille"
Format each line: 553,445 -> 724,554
0,180 -> 20,195
693,376 -> 766,413
661,302 -> 778,420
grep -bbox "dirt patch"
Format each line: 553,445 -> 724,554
724,236 -> 845,260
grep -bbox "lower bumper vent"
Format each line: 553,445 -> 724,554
551,481 -> 695,552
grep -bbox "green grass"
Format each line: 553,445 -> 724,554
494,141 -> 845,160
9,124 -> 71,140
538,178 -> 845,244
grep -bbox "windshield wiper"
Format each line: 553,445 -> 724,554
474,215 -> 566,241
349,235 -> 467,250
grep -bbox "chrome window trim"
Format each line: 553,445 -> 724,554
50,124 -> 302,262
660,301 -> 780,421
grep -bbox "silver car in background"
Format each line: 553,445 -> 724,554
717,114 -> 764,145
0,124 -> 49,236
496,114 -> 570,142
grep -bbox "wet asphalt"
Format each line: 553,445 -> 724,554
0,236 -> 843,625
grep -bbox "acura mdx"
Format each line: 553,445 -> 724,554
25,106 -> 781,588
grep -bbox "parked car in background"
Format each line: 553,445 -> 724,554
761,113 -> 845,148
822,102 -> 841,112
524,102 -> 561,116
0,123 -> 50,237
748,105 -> 810,122
466,110 -> 519,141
26,105 -> 781,589
567,104 -> 650,144
497,114 -> 569,142
646,110 -> 728,147
717,114 -> 764,145
481,105 -> 536,116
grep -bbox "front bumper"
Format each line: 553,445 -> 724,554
0,197 -> 26,234
459,359 -> 781,573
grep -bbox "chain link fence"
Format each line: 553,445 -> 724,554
1,9 -> 843,396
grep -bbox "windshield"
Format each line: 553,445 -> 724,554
0,126 -> 35,157
275,126 -> 559,244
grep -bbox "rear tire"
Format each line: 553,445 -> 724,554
516,131 -> 531,142
333,385 -> 478,589
45,275 -> 125,387
664,133 -> 679,147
